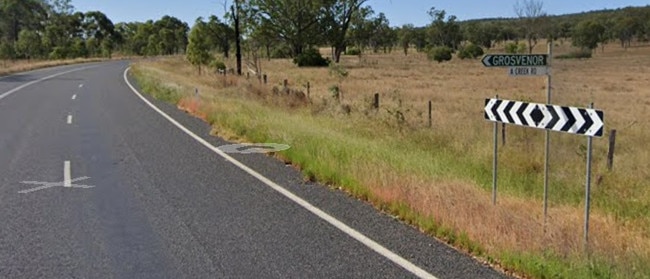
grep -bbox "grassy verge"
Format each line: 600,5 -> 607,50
129,56 -> 650,279
0,57 -> 115,77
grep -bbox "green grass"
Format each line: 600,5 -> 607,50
129,63 -> 650,279
129,66 -> 183,104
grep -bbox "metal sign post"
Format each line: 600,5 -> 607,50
485,99 -> 604,251
482,46 -> 604,253
492,95 -> 499,205
544,43 -> 553,225
584,103 -> 595,252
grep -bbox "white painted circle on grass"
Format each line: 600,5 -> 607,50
218,143 -> 291,154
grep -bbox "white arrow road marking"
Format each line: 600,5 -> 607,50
219,143 -> 291,154
497,100 -> 509,124
539,105 -> 553,128
552,105 -> 568,131
523,103 -> 536,128
484,99 -> 498,121
123,67 -> 439,279
511,101 -> 524,125
586,109 -> 604,137
569,107 -> 585,134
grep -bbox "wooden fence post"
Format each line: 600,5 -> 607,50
373,93 -> 379,109
502,123 -> 506,146
607,129 -> 617,171
428,100 -> 432,128
263,74 -> 267,84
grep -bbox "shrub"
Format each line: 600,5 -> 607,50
427,46 -> 453,63
555,49 -> 592,59
345,47 -> 362,56
270,47 -> 291,59
209,60 -> 227,72
458,43 -> 484,59
0,40 -> 16,60
48,47 -> 67,60
329,85 -> 340,100
328,63 -> 349,80
293,48 -> 330,67
505,42 -> 527,54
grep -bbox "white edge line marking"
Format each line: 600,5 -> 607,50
64,161 -> 71,187
123,67 -> 437,279
72,94 -> 77,100
0,66 -> 98,102
67,115 -> 73,124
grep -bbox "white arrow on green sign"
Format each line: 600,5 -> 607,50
482,54 -> 548,67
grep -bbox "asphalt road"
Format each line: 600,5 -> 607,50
0,61 -> 511,279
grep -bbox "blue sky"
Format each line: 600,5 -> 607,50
73,0 -> 649,27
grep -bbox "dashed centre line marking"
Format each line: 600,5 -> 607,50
72,94 -> 77,100
67,115 -> 73,124
79,84 -> 84,88
0,66 -> 97,102
63,161 -> 71,187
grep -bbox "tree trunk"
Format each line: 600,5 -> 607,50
292,43 -> 304,57
232,4 -> 242,75
333,44 -> 345,63
266,44 -> 271,61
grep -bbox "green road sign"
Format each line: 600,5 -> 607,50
482,54 -> 548,67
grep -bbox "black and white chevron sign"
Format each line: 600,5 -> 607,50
484,99 -> 604,137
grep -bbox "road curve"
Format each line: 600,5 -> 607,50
0,61 -> 511,279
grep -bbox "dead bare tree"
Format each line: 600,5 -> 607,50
244,39 -> 264,83
222,0 -> 243,75
514,0 -> 547,54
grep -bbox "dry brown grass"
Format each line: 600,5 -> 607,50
244,42 -> 650,220
0,57 -> 114,76
361,164 -> 650,265
133,42 -> 650,277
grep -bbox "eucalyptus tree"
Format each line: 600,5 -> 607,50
572,19 -> 606,51
514,0 -> 547,53
82,11 -> 116,57
321,0 -> 368,62
427,7 -> 462,50
0,0 -> 48,43
206,15 -> 234,58
186,18 -> 212,75
243,0 -> 324,56
398,24 -> 415,55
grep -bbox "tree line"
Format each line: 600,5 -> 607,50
187,0 -> 650,71
2,0 -> 650,67
0,0 -> 189,61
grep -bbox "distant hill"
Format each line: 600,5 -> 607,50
461,5 -> 650,24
